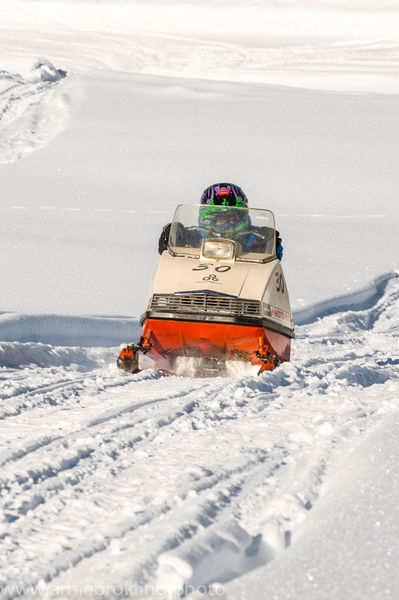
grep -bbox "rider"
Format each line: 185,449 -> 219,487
158,182 -> 283,260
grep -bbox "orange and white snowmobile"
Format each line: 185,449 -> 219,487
117,204 -> 294,376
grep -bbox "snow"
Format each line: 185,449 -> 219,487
224,411 -> 399,600
0,59 -> 69,163
1,73 -> 398,314
1,274 -> 398,599
1,1 -> 399,599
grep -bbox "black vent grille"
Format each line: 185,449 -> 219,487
149,294 -> 261,317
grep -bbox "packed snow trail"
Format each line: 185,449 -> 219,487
0,273 -> 398,599
0,59 -> 69,164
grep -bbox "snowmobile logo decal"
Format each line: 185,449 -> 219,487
191,263 -> 231,285
203,274 -> 219,282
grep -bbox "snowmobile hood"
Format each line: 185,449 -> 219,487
149,251 -> 274,300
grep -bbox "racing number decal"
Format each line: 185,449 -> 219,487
215,265 -> 231,273
192,264 -> 231,273
276,272 -> 285,293
192,264 -> 231,282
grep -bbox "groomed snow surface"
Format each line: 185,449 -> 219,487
1,1 -> 399,599
1,274 -> 398,600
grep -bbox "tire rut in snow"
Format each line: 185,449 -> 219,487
1,378 -> 276,594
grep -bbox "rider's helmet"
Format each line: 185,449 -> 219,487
200,182 -> 248,208
199,182 -> 249,237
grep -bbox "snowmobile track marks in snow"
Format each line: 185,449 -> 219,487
1,275 -> 398,595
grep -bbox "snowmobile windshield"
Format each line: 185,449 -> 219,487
168,204 -> 276,262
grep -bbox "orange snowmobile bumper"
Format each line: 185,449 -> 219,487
133,318 -> 291,373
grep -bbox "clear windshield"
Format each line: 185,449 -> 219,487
168,204 -> 276,262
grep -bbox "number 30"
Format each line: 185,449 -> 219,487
276,272 -> 285,293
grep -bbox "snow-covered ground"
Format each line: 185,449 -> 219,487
1,1 -> 399,598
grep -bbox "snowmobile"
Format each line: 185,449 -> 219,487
117,204 -> 294,376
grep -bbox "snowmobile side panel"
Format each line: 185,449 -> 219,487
140,318 -> 290,368
140,309 -> 294,338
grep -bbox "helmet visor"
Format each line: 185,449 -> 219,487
199,206 -> 248,235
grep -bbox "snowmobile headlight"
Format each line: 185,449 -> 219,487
202,239 -> 234,259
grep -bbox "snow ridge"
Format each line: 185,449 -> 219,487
0,312 -> 140,348
0,59 -> 69,164
294,270 -> 399,326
